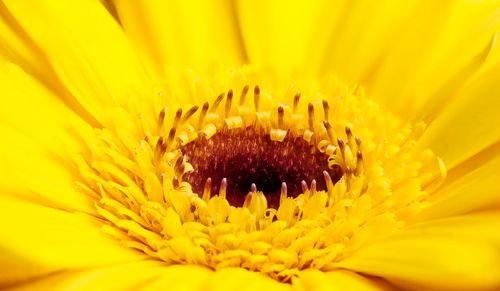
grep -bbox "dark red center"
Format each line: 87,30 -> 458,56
180,127 -> 342,208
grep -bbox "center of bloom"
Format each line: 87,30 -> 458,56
181,127 -> 342,208
76,70 -> 445,282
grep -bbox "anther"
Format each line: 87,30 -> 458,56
345,127 -> 352,140
173,176 -> 180,189
251,183 -> 257,193
323,170 -> 334,197
154,137 -> 165,160
167,128 -> 177,147
219,178 -> 228,199
198,102 -> 209,128
254,86 -> 261,111
337,138 -> 346,163
173,108 -> 183,129
225,89 -> 233,117
278,106 -> 285,129
323,120 -> 336,142
202,177 -> 212,201
181,105 -> 199,124
211,93 -> 225,112
280,182 -> 287,200
310,179 -> 317,195
308,103 -> 315,130
240,85 -> 249,106
355,150 -> 363,175
157,108 -> 166,132
293,93 -> 301,113
322,100 -> 329,121
301,180 -> 309,193
345,167 -> 352,190
355,136 -> 362,147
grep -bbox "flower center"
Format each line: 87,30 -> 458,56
76,71 -> 446,282
181,127 -> 343,208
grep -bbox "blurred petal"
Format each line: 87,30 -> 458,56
295,269 -> 396,291
113,0 -> 246,78
338,213 -> 500,290
0,60 -> 95,212
236,0 -> 331,74
417,61 -> 500,169
0,195 -> 145,287
9,261 -> 165,291
416,152 -> 500,220
139,265 -> 213,291
2,0 -> 152,121
365,1 -> 500,119
205,268 -> 290,291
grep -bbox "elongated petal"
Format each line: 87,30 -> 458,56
139,265 -> 213,291
416,153 -> 500,220
417,61 -> 500,169
366,1 -> 500,119
3,0 -> 152,121
204,268 -> 290,291
0,195 -> 145,287
113,0 -> 245,78
295,269 -> 396,291
236,0 -> 331,74
9,261 -> 165,291
338,213 -> 500,290
0,60 -> 95,212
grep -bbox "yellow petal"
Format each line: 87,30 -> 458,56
0,2 -> 51,83
417,61 -> 500,169
113,0 -> 245,78
338,213 -> 500,290
295,269 -> 395,291
366,1 -> 500,119
416,153 -> 500,221
0,195 -> 145,286
9,261 -> 165,291
236,0 -> 328,74
3,0 -> 152,121
320,0 -> 419,83
140,265 -> 213,291
0,60 -> 96,211
205,268 -> 290,291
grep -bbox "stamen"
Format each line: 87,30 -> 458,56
240,85 -> 249,106
211,93 -> 225,112
355,150 -> 363,175
181,105 -> 199,124
219,177 -> 228,199
202,177 -> 212,201
158,108 -> 166,132
198,102 -> 209,128
308,103 -> 315,130
293,93 -> 301,113
278,106 -> 285,129
322,100 -> 329,121
323,170 -> 334,198
166,128 -> 176,148
301,180 -> 309,192
173,108 -> 182,129
310,179 -> 317,196
280,182 -> 287,203
254,86 -> 261,111
225,89 -> 233,117
172,175 -> 180,189
323,120 -> 336,142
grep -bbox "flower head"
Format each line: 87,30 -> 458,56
1,1 -> 500,290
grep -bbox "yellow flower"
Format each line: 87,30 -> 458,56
1,0 -> 500,290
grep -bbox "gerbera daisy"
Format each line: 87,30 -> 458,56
1,0 -> 500,290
